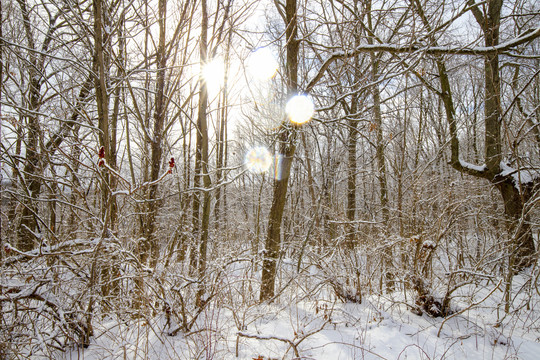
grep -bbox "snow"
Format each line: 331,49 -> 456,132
3,242 -> 539,360
348,27 -> 540,56
4,237 -> 539,359
47,275 -> 540,360
458,158 -> 487,173
422,240 -> 436,249
5,238 -> 99,257
499,162 -> 540,187
111,189 -> 130,196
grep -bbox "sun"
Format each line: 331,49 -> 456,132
201,57 -> 225,94
285,94 -> 315,125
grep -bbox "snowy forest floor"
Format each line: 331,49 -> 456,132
54,270 -> 540,360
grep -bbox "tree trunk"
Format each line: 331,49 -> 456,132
93,0 -> 113,236
344,1 -> 363,249
260,0 -> 299,302
93,0 -> 122,306
469,0 -> 536,268
16,0 -> 45,251
260,128 -> 297,301
214,30 -> 231,232
367,0 -> 394,292
193,0 -> 212,307
345,117 -> 358,249
140,0 -> 167,267
497,179 -> 537,270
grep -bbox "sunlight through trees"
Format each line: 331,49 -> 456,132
1,0 -> 539,357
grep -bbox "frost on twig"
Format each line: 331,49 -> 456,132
97,146 -> 175,196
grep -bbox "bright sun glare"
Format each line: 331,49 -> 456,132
285,94 -> 315,125
247,47 -> 279,81
245,146 -> 272,173
202,58 -> 225,93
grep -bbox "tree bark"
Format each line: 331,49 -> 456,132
93,0 -> 115,237
140,0 -> 167,267
214,23 -> 232,232
192,0 -> 212,307
496,179 -> 537,270
260,0 -> 299,302
467,0 -> 535,268
344,0 -> 364,250
16,0 -> 46,251
366,0 -> 394,291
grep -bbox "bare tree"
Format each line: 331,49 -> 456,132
306,0 -> 540,272
92,0 -> 117,235
260,0 -> 301,302
14,0 -> 62,251
410,0 -> 538,270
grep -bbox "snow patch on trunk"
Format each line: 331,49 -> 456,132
500,161 -> 540,187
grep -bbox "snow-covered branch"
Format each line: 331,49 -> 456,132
3,238 -> 100,266
456,158 -> 488,176
306,27 -> 540,92
98,155 -> 175,197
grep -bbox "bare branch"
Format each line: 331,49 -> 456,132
306,27 -> 540,92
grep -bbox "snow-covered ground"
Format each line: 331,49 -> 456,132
58,273 -> 540,360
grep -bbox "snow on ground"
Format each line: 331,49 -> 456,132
58,273 -> 540,360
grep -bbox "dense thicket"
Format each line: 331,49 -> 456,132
1,0 -> 539,356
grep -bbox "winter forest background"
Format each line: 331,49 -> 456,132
1,0 -> 540,358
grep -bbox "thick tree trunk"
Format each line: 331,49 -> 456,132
497,179 -> 537,269
260,0 -> 299,302
373,79 -> 394,291
93,0 -> 114,237
345,116 -> 358,249
260,129 -> 297,301
18,137 -> 41,251
344,2 -> 362,249
93,0 -> 123,307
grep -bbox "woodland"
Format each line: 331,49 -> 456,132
1,0 -> 540,358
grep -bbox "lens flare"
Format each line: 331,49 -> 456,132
245,146 -> 272,173
274,154 -> 284,181
285,94 -> 315,125
247,47 -> 278,81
